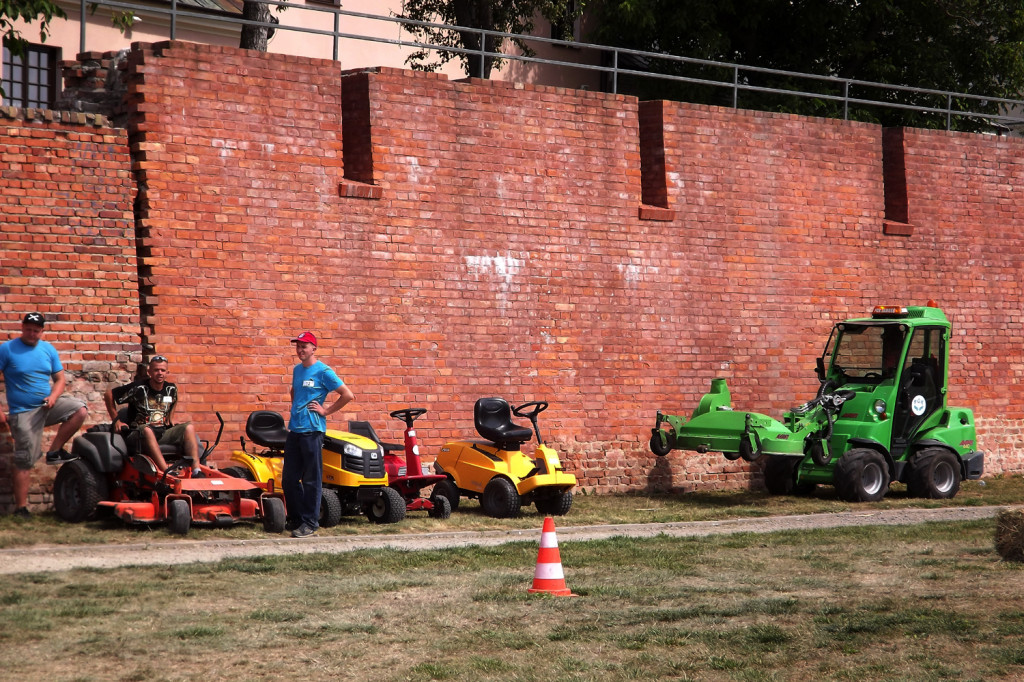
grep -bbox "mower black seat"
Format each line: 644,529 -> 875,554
474,397 -> 533,451
348,420 -> 403,453
246,410 -> 288,449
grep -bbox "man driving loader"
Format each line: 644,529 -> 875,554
103,355 -> 200,474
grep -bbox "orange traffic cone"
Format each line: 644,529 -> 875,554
528,516 -> 578,597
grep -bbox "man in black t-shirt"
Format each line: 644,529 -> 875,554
103,355 -> 199,473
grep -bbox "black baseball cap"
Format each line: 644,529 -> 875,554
23,312 -> 45,327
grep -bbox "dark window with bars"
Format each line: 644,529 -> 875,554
2,41 -> 61,109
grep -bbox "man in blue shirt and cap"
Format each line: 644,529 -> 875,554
0,313 -> 87,517
284,330 -> 354,538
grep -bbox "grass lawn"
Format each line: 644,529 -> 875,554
0,520 -> 1022,681
0,476 -> 1022,680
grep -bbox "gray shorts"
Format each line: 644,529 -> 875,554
9,395 -> 87,470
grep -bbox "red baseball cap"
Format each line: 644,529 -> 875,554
289,331 -> 317,346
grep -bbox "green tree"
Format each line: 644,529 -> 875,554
400,0 -> 585,78
589,0 -> 1024,131
1,0 -> 65,55
1,0 -> 65,99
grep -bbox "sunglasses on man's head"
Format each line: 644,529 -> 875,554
150,355 -> 168,364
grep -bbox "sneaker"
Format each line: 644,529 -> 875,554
291,523 -> 317,539
13,507 -> 31,519
45,449 -> 78,465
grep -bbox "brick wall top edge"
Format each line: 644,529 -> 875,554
0,106 -> 111,128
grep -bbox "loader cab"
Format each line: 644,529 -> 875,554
818,305 -> 949,457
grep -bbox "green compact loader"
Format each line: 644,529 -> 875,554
650,304 -> 984,502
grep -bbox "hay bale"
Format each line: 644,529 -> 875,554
995,508 -> 1024,562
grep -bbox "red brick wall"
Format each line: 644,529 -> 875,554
0,109 -> 138,510
3,42 -> 1023,509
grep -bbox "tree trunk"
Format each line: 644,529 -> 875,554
240,1 -> 272,52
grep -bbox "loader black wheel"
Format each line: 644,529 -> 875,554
482,477 -> 521,518
319,488 -> 343,527
262,496 -> 286,533
764,457 -> 797,496
432,478 -> 460,512
167,499 -> 191,535
428,494 -> 452,519
834,448 -> 890,502
907,448 -> 961,499
53,459 -> 107,522
763,457 -> 817,497
535,490 -> 573,516
649,430 -> 673,457
722,451 -> 742,461
366,486 -> 406,524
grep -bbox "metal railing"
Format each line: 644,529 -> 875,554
72,0 -> 1024,132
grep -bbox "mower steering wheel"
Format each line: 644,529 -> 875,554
390,408 -> 427,423
513,401 -> 548,420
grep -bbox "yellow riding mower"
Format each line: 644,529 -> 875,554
432,398 -> 576,518
225,410 -> 407,525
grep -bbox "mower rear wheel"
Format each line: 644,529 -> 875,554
366,486 -> 406,524
223,466 -> 261,500
53,459 -> 107,523
167,499 -> 191,535
482,477 -> 521,518
262,496 -> 286,533
319,488 -> 343,527
428,494 -> 452,519
535,490 -> 573,516
834,448 -> 890,502
907,448 -> 961,499
432,478 -> 460,512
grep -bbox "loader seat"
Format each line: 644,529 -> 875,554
246,410 -> 288,450
474,397 -> 533,451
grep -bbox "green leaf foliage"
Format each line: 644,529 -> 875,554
589,0 -> 1024,131
399,0 -> 585,78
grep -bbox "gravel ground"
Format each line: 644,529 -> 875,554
0,505 -> 1004,575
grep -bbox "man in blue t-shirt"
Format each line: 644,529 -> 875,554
284,331 -> 353,538
0,313 -> 88,518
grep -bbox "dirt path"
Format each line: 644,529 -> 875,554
0,505 -> 1004,575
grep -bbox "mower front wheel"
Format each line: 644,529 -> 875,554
482,477 -> 521,518
167,499 -> 191,535
320,488 -> 343,527
432,478 -> 460,512
907,448 -> 961,499
262,496 -> 286,533
834,448 -> 890,502
53,459 -> 107,523
366,487 -> 406,524
428,494 -> 452,519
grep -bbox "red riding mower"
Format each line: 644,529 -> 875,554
348,408 -> 452,519
54,412 -> 286,535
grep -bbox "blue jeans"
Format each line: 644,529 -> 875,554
282,431 -> 324,530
